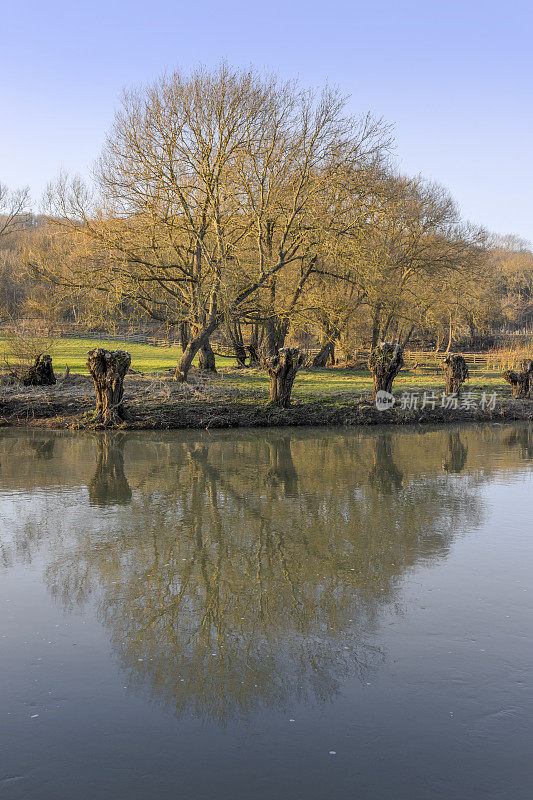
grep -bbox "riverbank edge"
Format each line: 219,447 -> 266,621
2,396 -> 533,430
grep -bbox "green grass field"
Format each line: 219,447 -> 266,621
0,334 -> 510,399
0,336 -> 220,374
246,368 -> 505,400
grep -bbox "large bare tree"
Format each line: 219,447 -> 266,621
43,64 -> 389,379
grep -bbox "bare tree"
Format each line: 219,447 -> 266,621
0,183 -> 30,240
354,176 -> 486,349
42,64 -> 389,380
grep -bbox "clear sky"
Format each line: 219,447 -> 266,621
2,0 -> 532,241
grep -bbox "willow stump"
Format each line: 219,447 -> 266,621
265,348 -> 304,408
368,342 -> 405,399
87,348 -> 131,426
21,354 -> 56,386
502,359 -> 533,399
443,354 -> 469,395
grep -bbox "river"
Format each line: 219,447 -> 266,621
0,424 -> 532,799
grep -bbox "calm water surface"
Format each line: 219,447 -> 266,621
0,424 -> 532,800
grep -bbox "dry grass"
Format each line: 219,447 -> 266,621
1,324 -> 56,380
486,344 -> 533,372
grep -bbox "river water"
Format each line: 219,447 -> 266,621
0,425 -> 532,799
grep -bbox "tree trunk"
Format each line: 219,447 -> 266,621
445,313 -> 453,353
370,303 -> 382,349
248,343 -> 260,367
179,322 -> 190,353
503,360 -> 533,399
21,354 -> 56,386
467,315 -> 477,347
198,339 -> 217,373
443,354 -> 469,395
261,269 -> 282,359
175,322 -> 218,381
265,347 -> 304,408
227,321 -> 247,366
262,319 -> 279,360
368,342 -> 405,399
86,348 -> 131,426
248,322 -> 261,367
260,317 -> 286,361
312,340 -> 335,368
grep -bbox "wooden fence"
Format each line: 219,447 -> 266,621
1,321 -> 527,372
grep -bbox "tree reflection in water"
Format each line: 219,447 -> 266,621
442,432 -> 468,474
2,426 -> 508,722
264,432 -> 299,497
29,436 -> 56,460
88,433 -> 132,506
28,429 -> 488,722
368,433 -> 403,492
504,426 -> 533,461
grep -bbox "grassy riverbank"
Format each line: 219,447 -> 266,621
1,361 -> 532,430
1,334 -> 531,429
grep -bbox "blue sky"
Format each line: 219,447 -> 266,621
2,0 -> 532,241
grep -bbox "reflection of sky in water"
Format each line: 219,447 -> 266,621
0,424 -> 532,800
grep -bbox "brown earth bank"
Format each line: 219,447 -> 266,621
1,371 -> 533,430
